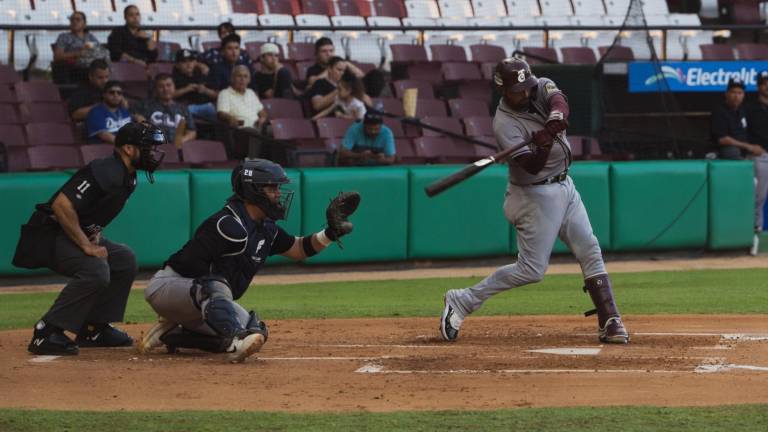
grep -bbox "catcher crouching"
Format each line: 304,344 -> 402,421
139,159 -> 360,362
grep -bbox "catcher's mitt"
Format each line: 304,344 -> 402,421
325,191 -> 361,247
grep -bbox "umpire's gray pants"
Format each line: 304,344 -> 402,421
144,267 -> 251,336
753,154 -> 768,231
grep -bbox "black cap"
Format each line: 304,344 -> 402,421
175,49 -> 196,62
758,70 -> 768,86
727,77 -> 745,91
363,109 -> 383,125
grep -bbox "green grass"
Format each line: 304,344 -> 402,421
1,406 -> 766,432
1,268 -> 766,330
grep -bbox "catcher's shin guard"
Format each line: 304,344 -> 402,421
583,274 -> 629,344
160,327 -> 232,353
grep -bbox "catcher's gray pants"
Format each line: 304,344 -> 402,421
144,266 -> 251,336
753,154 -> 768,231
450,176 -> 606,317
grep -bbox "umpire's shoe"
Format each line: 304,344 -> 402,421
76,323 -> 134,348
227,331 -> 266,363
28,320 -> 79,355
138,317 -> 177,354
440,290 -> 464,342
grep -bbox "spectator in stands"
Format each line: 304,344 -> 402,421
207,34 -> 251,91
312,74 -> 366,121
305,37 -> 364,87
54,12 -> 109,71
201,22 -> 252,67
338,110 -> 395,166
747,71 -> 768,238
172,49 -> 217,122
218,65 -> 267,130
68,59 -> 111,122
134,74 -> 197,145
252,43 -> 294,99
107,5 -> 158,66
306,56 -> 371,115
86,81 -> 132,144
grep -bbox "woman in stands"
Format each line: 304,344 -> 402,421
53,12 -> 108,82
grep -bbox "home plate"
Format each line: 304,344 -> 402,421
527,348 -> 602,356
29,355 -> 60,363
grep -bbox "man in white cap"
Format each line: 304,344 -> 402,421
252,43 -> 294,99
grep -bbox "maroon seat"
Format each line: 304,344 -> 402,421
15,81 -> 62,103
458,81 -> 492,101
257,0 -> 297,14
156,41 -> 182,62
316,117 -> 354,138
463,116 -> 493,136
301,0 -> 333,14
421,116 -> 463,137
297,61 -> 315,80
263,98 -> 304,119
26,123 -> 76,146
287,42 -> 315,61
201,41 -> 219,51
700,44 -> 736,60
181,140 -> 230,167
569,135 -> 602,159
0,104 -> 23,124
560,47 -> 597,64
0,124 -> 27,147
148,62 -> 174,79
407,62 -> 443,83
568,135 -> 585,159
372,97 -> 405,116
415,99 -> 448,117
0,65 -> 21,86
449,98 -> 490,118
351,61 -> 376,75
442,62 -> 482,81
157,142 -> 189,169
392,80 -> 435,99
231,0 -> 261,14
394,138 -> 428,164
0,85 -> 18,103
337,0 -> 365,15
21,102 -> 69,124
271,118 -> 317,140
430,44 -> 467,62
0,124 -> 29,171
111,61 -> 148,82
470,44 -> 506,63
735,43 -> 768,60
391,44 -> 429,62
473,137 -> 497,157
413,136 -> 476,163
598,46 -> 634,62
522,47 -> 558,64
372,0 -> 406,17
731,1 -> 762,24
28,145 -> 82,170
383,117 -> 406,137
480,62 -> 496,80
79,144 -> 115,164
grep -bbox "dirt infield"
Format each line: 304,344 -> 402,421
1,315 -> 766,412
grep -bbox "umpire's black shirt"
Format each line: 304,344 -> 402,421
711,102 -> 749,159
165,199 -> 294,299
747,100 -> 768,150
38,152 -> 137,236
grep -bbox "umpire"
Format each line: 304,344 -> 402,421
13,122 -> 166,356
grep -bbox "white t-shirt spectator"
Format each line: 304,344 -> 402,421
217,87 -> 264,128
335,96 -> 366,120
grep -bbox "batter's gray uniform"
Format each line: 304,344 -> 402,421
448,78 -> 606,317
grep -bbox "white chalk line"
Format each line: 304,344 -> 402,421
354,366 -> 686,375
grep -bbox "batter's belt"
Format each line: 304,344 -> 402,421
528,170 -> 568,186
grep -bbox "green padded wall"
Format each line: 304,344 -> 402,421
410,165 -> 510,259
188,169 -> 302,265
551,162 -> 612,254
708,161 -> 754,249
610,161 -> 708,250
0,172 -> 71,274
302,167 -> 409,263
104,171 -> 191,267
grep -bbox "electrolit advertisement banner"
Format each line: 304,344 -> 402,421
628,61 -> 768,92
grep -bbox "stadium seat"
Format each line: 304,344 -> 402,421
457,81 -> 492,101
336,0 -> 366,16
260,0 -> 300,14
539,0 -> 573,15
73,0 -> 115,14
372,97 -> 405,116
0,104 -> 22,124
598,45 -> 634,62
0,123 -> 29,171
437,0 -> 473,17
394,138 -> 429,164
392,79 -> 435,99
735,43 -> 768,60
181,139 -> 231,167
301,0 -> 333,15
603,0 -> 630,16
114,0 -> 154,13
0,124 -> 27,147
15,81 -> 61,103
110,62 -> 150,98
415,99 -> 448,117
560,47 -> 597,64
26,123 -> 76,146
700,44 -> 736,61
157,142 -> 189,169
404,0 -> 440,17
79,144 -> 115,164
201,41 -> 220,51
731,0 -> 762,24
390,44 -> 429,62
471,0 -> 507,16
442,62 -> 482,80
263,98 -> 304,119
421,116 -> 463,137
449,99 -> 490,118
479,62 -> 496,80
463,116 -> 493,136
20,102 -> 69,124
469,44 -> 506,63
0,65 -> 21,86
473,137 -> 497,156
316,117 -> 354,138
383,117 -> 406,137
156,41 -> 182,62
230,0 -> 260,14
287,42 -> 315,61
372,0 -> 406,17
571,0 -> 605,15
296,60 -> 315,79
148,62 -> 174,79
272,118 -> 317,140
28,145 -> 82,170
413,136 -> 476,163
506,0 -> 541,15
430,44 -> 468,62
407,62 -> 443,83
522,47 -> 558,64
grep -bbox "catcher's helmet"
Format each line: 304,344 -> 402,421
231,159 -> 294,220
493,57 -> 538,92
115,122 -> 166,183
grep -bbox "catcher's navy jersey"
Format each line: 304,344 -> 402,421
165,199 -> 294,299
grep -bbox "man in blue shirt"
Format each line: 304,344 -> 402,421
86,81 -> 132,144
339,110 -> 395,166
206,34 -> 252,91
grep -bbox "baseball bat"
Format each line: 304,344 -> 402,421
424,141 -> 529,198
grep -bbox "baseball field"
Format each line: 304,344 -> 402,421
0,256 -> 766,431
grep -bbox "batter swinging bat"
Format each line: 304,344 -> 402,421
424,141 -> 529,198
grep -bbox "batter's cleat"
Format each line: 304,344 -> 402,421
226,332 -> 266,363
75,323 -> 134,348
599,316 -> 630,344
28,324 -> 79,356
138,317 -> 177,354
440,291 -> 464,342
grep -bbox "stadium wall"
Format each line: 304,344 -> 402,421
0,161 -> 755,275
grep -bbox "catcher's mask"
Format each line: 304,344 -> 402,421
115,122 -> 166,183
231,158 -> 294,220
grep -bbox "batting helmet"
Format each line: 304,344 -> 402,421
493,57 -> 538,92
231,159 -> 294,220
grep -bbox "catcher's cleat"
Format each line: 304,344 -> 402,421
227,332 -> 266,363
440,290 -> 464,342
599,316 -> 630,344
138,317 -> 177,354
75,323 -> 133,348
